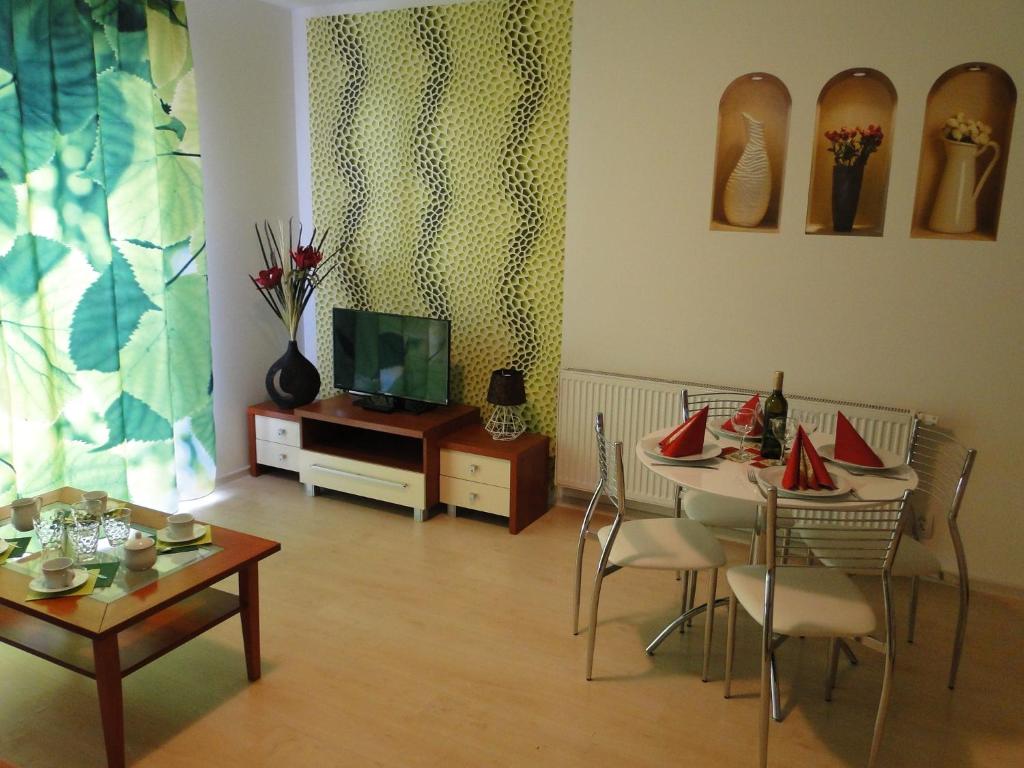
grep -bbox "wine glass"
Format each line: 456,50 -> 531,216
770,416 -> 799,465
731,406 -> 758,460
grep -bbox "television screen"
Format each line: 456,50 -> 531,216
333,308 -> 450,405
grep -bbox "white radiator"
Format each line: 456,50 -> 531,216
555,368 -> 914,508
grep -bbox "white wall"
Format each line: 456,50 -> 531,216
564,0 -> 1024,589
188,0 -> 300,477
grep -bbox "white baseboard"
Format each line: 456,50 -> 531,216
216,466 -> 250,484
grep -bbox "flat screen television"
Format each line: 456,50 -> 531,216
332,308 -> 451,412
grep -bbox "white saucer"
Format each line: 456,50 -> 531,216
156,523 -> 206,544
757,465 -> 853,499
641,435 -> 722,463
30,568 -> 89,594
818,443 -> 906,471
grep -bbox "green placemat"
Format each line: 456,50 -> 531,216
6,536 -> 31,560
82,561 -> 120,588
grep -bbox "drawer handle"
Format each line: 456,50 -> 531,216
468,463 -> 478,474
469,492 -> 478,502
279,453 -> 288,461
276,428 -> 288,437
311,464 -> 408,489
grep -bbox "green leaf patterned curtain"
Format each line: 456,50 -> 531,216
0,0 -> 214,508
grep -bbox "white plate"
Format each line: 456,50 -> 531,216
641,435 -> 722,463
818,443 -> 906,472
708,416 -> 765,441
30,568 -> 89,594
0,538 -> 8,555
757,465 -> 853,499
156,523 -> 207,544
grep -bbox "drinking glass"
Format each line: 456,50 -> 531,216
731,406 -> 758,460
103,508 -> 132,549
33,507 -> 66,557
67,507 -> 101,563
770,417 -> 799,464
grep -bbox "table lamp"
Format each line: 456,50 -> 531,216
485,368 -> 526,441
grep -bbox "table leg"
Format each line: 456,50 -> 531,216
239,564 -> 262,681
93,634 -> 125,768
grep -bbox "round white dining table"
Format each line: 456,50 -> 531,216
636,426 -> 919,508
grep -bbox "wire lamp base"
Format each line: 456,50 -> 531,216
485,405 -> 526,441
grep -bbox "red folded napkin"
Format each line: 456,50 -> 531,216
782,426 -> 835,490
834,411 -> 884,468
721,394 -> 763,437
659,406 -> 708,458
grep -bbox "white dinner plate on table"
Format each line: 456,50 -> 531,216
156,523 -> 207,544
708,416 -> 764,441
818,444 -> 906,472
757,465 -> 853,499
0,538 -> 9,556
29,568 -> 89,594
641,435 -> 722,463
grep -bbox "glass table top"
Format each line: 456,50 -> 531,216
1,505 -> 222,604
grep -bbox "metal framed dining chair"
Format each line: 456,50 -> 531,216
675,389 -> 763,619
724,487 -> 910,768
571,412 -> 726,681
893,416 -> 976,689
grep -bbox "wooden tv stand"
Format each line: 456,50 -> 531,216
293,395 -> 479,521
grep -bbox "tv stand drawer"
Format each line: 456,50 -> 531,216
440,476 -> 510,518
439,450 -> 510,488
299,450 -> 425,508
255,439 -> 300,472
254,415 -> 300,447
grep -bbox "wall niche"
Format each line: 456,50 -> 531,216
710,72 -> 791,233
806,68 -> 896,237
911,62 -> 1016,241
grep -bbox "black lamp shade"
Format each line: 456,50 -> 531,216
487,368 -> 526,406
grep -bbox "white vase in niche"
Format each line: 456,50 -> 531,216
723,112 -> 771,227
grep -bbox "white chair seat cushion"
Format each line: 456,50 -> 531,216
892,537 -> 942,577
727,565 -> 877,638
597,518 -> 725,570
684,490 -> 759,529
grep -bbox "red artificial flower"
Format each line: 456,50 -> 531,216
255,266 -> 282,288
291,245 -> 323,269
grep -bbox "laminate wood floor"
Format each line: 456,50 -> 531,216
1,472 -> 1022,767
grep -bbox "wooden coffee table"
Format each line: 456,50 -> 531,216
0,487 -> 281,768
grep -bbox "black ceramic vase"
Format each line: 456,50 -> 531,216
831,163 -> 866,232
266,340 -> 320,409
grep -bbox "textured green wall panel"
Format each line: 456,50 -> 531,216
306,0 -> 571,440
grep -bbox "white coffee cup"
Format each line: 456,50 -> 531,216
10,497 -> 41,532
167,512 -> 195,538
42,557 -> 75,589
81,490 -> 108,517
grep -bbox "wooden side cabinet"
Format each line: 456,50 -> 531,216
248,401 -> 301,476
438,425 -> 550,534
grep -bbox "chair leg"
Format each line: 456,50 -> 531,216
869,640 -> 896,767
724,594 -> 738,698
759,628 -> 772,768
907,576 -> 919,644
770,651 -> 783,722
825,638 -> 840,702
687,569 -> 698,627
949,569 -> 969,689
572,482 -> 602,635
585,550 -> 614,680
949,520 -> 970,690
702,568 -> 718,682
674,488 -> 683,581
679,571 -> 691,632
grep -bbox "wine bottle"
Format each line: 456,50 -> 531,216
760,370 -> 788,460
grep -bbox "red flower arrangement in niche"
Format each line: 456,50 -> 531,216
825,125 -> 884,167
250,221 -> 340,340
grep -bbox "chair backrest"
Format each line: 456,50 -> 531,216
681,388 -> 759,421
906,416 -> 976,523
764,487 -> 911,577
593,412 -> 625,517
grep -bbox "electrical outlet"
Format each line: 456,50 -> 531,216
916,510 -> 935,540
